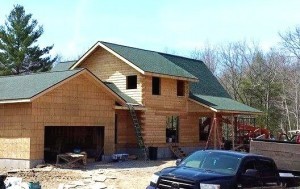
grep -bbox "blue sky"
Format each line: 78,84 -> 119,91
1,0 -> 300,59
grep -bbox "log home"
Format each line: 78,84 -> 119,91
0,41 -> 261,168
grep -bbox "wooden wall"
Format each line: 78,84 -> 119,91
0,103 -> 32,159
140,76 -> 211,147
30,73 -> 116,160
76,46 -> 216,148
80,47 -> 143,104
0,72 -> 115,161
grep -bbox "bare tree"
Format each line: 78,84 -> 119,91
190,43 -> 219,75
279,26 -> 300,131
279,26 -> 300,59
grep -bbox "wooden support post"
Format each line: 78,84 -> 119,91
234,116 -> 238,146
231,115 -> 235,149
213,113 -> 217,149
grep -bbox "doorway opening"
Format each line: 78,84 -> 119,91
44,126 -> 104,162
166,116 -> 179,143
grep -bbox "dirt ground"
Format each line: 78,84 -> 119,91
1,159 -> 176,189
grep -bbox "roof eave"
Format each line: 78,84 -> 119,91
216,109 -> 263,115
188,98 -> 263,115
145,72 -> 198,82
0,99 -> 31,104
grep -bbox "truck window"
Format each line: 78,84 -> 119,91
256,159 -> 276,177
256,159 -> 279,186
243,160 -> 256,173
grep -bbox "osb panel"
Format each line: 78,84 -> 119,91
115,109 -> 137,145
0,138 -> 30,159
31,73 -> 116,159
0,103 -> 32,159
79,47 -> 143,103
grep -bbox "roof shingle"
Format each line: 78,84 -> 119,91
0,69 -> 82,101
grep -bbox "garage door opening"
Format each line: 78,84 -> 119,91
44,126 -> 104,163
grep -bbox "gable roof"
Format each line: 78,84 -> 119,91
71,41 -> 198,81
0,69 -> 82,103
0,69 -> 128,105
70,41 -> 261,114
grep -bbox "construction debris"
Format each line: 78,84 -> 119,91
0,160 -> 175,189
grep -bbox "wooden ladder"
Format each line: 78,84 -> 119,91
127,103 -> 148,160
169,144 -> 186,159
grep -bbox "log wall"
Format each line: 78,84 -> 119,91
80,47 -> 143,104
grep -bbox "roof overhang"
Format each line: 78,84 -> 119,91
70,41 -> 198,82
144,72 -> 198,82
188,98 -> 263,115
0,99 -> 31,104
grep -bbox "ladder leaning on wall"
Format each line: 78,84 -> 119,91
127,103 -> 148,160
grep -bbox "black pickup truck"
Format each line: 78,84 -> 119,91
147,150 -> 300,189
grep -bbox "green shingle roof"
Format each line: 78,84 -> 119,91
0,69 -> 82,101
101,42 -> 197,80
190,94 -> 261,113
160,54 -> 231,98
100,42 -> 260,113
51,61 -> 76,71
104,82 -> 138,104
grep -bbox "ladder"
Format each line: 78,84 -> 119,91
127,103 -> 148,160
169,144 -> 186,159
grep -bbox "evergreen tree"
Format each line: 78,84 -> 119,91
0,5 -> 56,75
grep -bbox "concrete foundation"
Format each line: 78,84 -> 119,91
0,159 -> 43,169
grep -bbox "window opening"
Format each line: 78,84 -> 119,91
152,77 -> 160,95
166,116 -> 179,143
126,75 -> 137,89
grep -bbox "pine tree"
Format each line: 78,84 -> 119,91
0,5 -> 56,75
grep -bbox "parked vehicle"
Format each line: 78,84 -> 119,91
147,150 -> 300,189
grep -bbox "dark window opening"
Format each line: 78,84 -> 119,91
199,117 -> 211,141
177,80 -> 185,96
152,77 -> 160,95
166,116 -> 179,143
126,75 -> 137,89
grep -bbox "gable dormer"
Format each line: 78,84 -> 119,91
69,42 -> 198,105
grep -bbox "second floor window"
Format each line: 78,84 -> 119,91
126,75 -> 137,89
152,77 -> 160,95
177,80 -> 185,96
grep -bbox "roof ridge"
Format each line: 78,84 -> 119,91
100,41 -> 203,62
0,69 -> 83,79
159,52 -> 205,64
